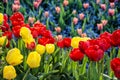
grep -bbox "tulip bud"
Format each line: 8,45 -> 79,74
79,13 -> 85,20
3,65 -> 17,79
101,20 -> 108,26
81,33 -> 87,37
44,11 -> 49,18
0,36 -> 8,46
100,4 -> 106,10
6,48 -> 23,66
97,23 -> 103,30
73,17 -> 78,25
72,10 -> 76,14
28,17 -> 35,24
110,2 -> 115,8
55,27 -> 61,33
3,0 -> 8,3
27,51 -> 41,68
57,35 -> 63,41
36,44 -> 45,55
55,6 -> 61,14
96,0 -> 100,4
77,28 -> 82,35
108,9 -> 115,16
33,1 -> 39,9
63,0 -> 69,6
83,3 -> 89,9
46,44 -> 55,54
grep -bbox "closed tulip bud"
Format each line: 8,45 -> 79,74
6,48 -> 23,66
63,0 -> 69,6
44,11 -> 49,18
79,13 -> 85,20
77,28 -> 82,35
20,27 -> 31,39
108,9 -> 115,16
3,65 -> 17,79
0,13 -> 4,24
101,20 -> 108,26
73,17 -> 78,25
46,44 -> 55,54
97,23 -> 103,30
28,17 -> 35,24
110,2 -> 115,8
12,4 -> 20,12
33,1 -> 39,9
72,10 -> 76,14
57,35 -> 63,41
36,44 -> 45,55
100,4 -> 106,10
0,36 -> 8,46
83,3 -> 89,9
55,27 -> 61,33
27,42 -> 36,50
55,6 -> 61,14
96,0 -> 100,4
27,51 -> 41,68
14,0 -> 20,5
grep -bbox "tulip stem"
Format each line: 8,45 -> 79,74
22,68 -> 30,80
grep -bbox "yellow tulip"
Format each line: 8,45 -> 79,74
71,37 -> 90,48
3,65 -> 17,80
6,48 -> 23,66
46,44 -> 55,54
36,44 -> 45,55
0,36 -> 8,46
20,27 -> 31,39
0,13 -> 3,24
27,51 -> 41,68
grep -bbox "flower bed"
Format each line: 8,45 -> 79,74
0,0 -> 120,80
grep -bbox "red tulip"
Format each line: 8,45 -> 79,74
30,28 -> 39,38
63,38 -> 71,47
57,40 -> 64,48
12,25 -> 21,37
27,42 -> 36,50
2,31 -> 12,40
85,45 -> 104,62
69,48 -> 84,61
111,29 -> 120,46
111,58 -> 120,78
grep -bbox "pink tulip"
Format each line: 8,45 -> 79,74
108,9 -> 115,16
101,20 -> 108,26
3,0 -> 8,3
77,29 -> 82,35
14,0 -> 20,5
96,0 -> 100,4
110,2 -> 115,8
33,1 -> 39,9
57,35 -> 63,41
44,11 -> 49,18
83,3 -> 89,9
12,4 -> 20,11
55,6 -> 61,14
55,27 -> 61,33
73,17 -> 78,25
100,4 -> 106,10
79,13 -> 85,20
63,0 -> 69,6
72,10 -> 76,14
97,23 -> 103,30
28,17 -> 35,24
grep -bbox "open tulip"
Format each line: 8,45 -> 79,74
6,48 -> 23,66
46,44 -> 55,54
3,65 -> 17,80
36,44 -> 45,55
27,51 -> 41,68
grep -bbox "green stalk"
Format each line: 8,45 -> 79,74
22,68 -> 30,80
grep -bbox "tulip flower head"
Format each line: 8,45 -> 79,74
55,6 -> 61,14
46,44 -> 55,54
27,51 -> 41,68
0,13 -> 4,24
3,65 -> 17,79
6,48 -> 23,66
36,44 -> 45,55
